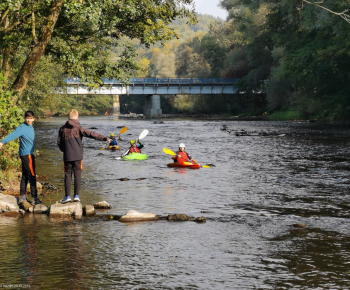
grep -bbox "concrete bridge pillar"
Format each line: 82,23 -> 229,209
113,95 -> 120,115
144,95 -> 162,119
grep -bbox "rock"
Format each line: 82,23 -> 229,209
26,182 -> 43,191
83,205 -> 96,217
19,209 -> 25,216
93,201 -> 112,209
34,204 -> 48,214
292,223 -> 307,228
119,210 -> 158,222
20,200 -> 34,212
194,216 -> 207,223
0,193 -> 20,213
119,178 -> 129,181
167,214 -> 192,221
40,182 -> 58,190
49,202 -> 83,219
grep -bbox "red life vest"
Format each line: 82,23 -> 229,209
130,146 -> 141,153
177,151 -> 189,162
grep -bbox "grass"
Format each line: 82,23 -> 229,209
269,110 -> 303,121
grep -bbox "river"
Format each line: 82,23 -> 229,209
1,116 -> 350,289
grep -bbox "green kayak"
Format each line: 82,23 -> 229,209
123,153 -> 148,160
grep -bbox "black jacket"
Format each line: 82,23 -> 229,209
58,119 -> 107,161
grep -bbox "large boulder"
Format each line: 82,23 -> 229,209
0,193 -> 20,213
119,210 -> 158,222
49,202 -> 83,219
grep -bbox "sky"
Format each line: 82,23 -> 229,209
193,0 -> 228,19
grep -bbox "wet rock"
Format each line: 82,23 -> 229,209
119,210 -> 158,222
93,201 -> 112,209
220,124 -> 228,131
292,223 -> 307,228
19,200 -> 34,212
153,121 -> 164,124
19,209 -> 25,216
34,204 -> 48,214
0,193 -> 20,213
83,205 -> 96,217
49,202 -> 83,219
89,127 -> 98,129
119,178 -> 129,181
40,182 -> 58,191
167,214 -> 192,221
193,217 -> 207,223
136,178 -> 146,181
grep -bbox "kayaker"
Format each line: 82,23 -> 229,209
107,133 -> 122,147
121,139 -> 144,156
172,143 -> 198,164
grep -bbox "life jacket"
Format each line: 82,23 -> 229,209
177,151 -> 189,162
130,146 -> 141,153
110,139 -> 117,146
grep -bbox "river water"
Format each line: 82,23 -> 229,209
1,116 -> 350,289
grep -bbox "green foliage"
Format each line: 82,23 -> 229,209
0,74 -> 23,171
269,110 -> 303,121
1,0 -> 196,93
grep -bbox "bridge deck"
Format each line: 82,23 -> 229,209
65,78 -> 239,95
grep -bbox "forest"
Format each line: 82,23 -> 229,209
1,0 -> 350,121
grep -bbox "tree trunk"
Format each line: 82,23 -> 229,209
11,0 -> 64,104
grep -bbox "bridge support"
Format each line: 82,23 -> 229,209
113,95 -> 120,115
144,95 -> 162,119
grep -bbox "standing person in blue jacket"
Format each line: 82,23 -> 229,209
0,111 -> 43,205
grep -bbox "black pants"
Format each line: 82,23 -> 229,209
20,154 -> 37,198
64,160 -> 83,197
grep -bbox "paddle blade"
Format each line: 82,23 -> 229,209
100,148 -> 106,150
163,148 -> 176,156
202,165 -> 211,168
139,129 -> 149,140
119,126 -> 127,134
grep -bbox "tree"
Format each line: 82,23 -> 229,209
0,0 -> 196,104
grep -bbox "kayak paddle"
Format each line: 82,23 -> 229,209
100,126 -> 128,150
138,129 -> 149,140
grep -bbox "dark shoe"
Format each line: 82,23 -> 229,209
32,197 -> 43,206
61,196 -> 72,204
73,195 -> 80,202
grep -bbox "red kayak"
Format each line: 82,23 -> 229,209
167,161 -> 200,169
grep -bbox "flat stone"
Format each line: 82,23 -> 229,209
119,210 -> 158,222
83,205 -> 95,217
0,193 -> 20,212
34,204 -> 48,214
49,202 -> 83,219
93,201 -> 112,209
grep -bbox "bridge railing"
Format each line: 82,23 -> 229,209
66,77 -> 239,84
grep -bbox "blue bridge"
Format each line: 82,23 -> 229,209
65,78 -> 240,118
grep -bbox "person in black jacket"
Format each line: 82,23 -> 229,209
57,109 -> 111,203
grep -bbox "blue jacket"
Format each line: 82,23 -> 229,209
110,138 -> 118,146
1,123 -> 35,156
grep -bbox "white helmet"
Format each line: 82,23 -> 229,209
179,143 -> 185,148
